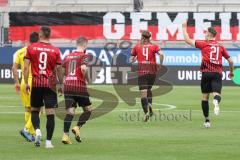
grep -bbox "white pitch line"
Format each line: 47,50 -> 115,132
0,105 -> 21,108
88,98 -> 177,110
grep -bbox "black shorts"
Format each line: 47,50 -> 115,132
31,87 -> 57,108
64,92 -> 91,109
138,74 -> 156,90
201,72 -> 222,94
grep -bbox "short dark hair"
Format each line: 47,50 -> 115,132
29,32 -> 39,43
40,26 -> 51,39
76,36 -> 88,46
208,27 -> 217,37
141,30 -> 151,39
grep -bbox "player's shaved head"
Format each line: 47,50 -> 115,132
208,27 -> 217,37
76,36 -> 88,47
40,26 -> 51,39
29,32 -> 39,43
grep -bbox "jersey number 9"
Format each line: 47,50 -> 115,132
39,52 -> 47,71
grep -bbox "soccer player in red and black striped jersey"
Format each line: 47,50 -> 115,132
24,26 -> 63,148
182,21 -> 234,128
61,37 -> 92,144
130,31 -> 164,122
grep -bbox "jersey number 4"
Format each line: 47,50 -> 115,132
142,47 -> 149,61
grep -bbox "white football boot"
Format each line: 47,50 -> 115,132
35,129 -> 42,147
203,121 -> 211,129
45,140 -> 54,149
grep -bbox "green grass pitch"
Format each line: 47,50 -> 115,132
0,84 -> 239,160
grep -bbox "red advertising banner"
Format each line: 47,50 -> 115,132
9,12 -> 240,42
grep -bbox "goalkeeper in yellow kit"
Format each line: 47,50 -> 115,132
12,32 -> 39,142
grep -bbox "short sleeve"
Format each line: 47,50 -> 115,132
81,54 -> 89,65
195,41 -> 207,49
25,46 -> 31,60
155,45 -> 160,53
222,47 -> 230,59
131,45 -> 137,56
14,51 -> 20,64
56,49 -> 62,65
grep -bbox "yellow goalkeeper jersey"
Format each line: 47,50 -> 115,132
14,47 -> 32,78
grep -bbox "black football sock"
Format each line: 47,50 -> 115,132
31,111 -> 40,130
46,114 -> 55,140
141,97 -> 149,114
147,90 -> 152,106
77,110 -> 91,127
213,95 -> 221,104
64,114 -> 74,133
201,100 -> 209,122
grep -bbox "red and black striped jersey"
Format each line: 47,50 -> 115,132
63,51 -> 88,94
195,40 -> 230,74
25,42 -> 61,87
131,42 -> 160,75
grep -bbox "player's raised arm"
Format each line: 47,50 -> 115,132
182,21 -> 195,47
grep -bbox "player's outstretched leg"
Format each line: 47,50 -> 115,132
202,93 -> 210,128
72,106 -> 92,142
31,109 -> 42,147
147,89 -> 153,117
62,107 -> 75,145
45,108 -> 55,149
213,93 -> 221,116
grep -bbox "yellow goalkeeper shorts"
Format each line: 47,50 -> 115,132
20,78 -> 32,108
